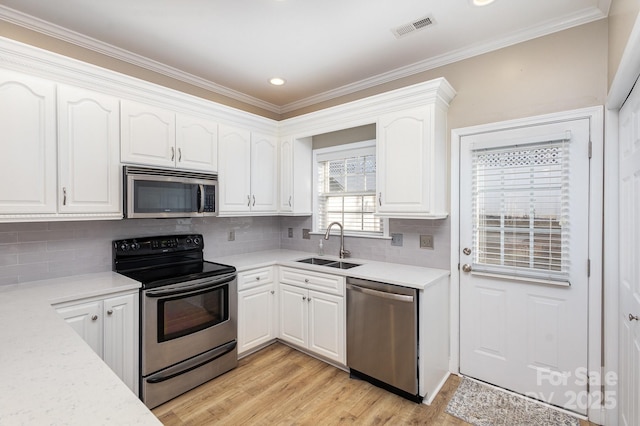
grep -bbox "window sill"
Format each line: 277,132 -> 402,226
309,231 -> 391,241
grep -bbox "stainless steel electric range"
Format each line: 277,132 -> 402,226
113,234 -> 237,409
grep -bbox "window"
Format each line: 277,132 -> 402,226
314,141 -> 385,237
471,139 -> 570,282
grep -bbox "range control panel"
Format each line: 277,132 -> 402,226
113,234 -> 203,256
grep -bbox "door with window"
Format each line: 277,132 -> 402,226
459,118 -> 591,414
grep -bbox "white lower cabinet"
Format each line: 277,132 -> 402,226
237,267 -> 277,355
55,291 -> 138,395
278,267 -> 345,365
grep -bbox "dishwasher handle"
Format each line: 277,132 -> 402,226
347,283 -> 415,303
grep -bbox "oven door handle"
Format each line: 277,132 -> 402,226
145,273 -> 236,298
145,340 -> 237,384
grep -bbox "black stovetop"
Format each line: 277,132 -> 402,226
112,234 -> 235,289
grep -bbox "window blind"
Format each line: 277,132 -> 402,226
471,140 -> 570,282
317,153 -> 382,235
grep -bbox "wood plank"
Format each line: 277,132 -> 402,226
152,342 -> 598,425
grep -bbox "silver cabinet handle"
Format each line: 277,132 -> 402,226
378,192 -> 382,206
171,146 -> 175,161
91,315 -> 98,321
252,195 -> 256,206
288,195 -> 292,207
630,314 -> 639,321
107,310 -> 113,315
247,195 -> 251,207
62,187 -> 67,206
178,147 -> 182,162
302,296 -> 307,301
304,278 -> 310,283
270,290 -> 275,295
256,276 -> 261,281
307,297 -> 311,302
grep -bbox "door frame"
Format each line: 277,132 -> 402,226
451,106 -> 604,423
604,11 -> 640,426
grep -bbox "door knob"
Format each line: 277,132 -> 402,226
462,264 -> 472,273
630,314 -> 639,322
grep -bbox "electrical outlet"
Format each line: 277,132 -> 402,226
420,234 -> 434,249
228,230 -> 235,241
288,228 -> 293,238
390,233 -> 403,247
302,229 -> 311,239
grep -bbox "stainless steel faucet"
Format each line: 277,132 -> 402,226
324,221 -> 350,259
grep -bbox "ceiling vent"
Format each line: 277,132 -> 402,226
391,15 -> 435,39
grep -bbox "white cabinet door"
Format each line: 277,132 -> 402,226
238,283 -> 276,355
279,138 -> 294,213
56,300 -> 103,357
103,293 -> 138,394
279,137 -> 312,215
376,105 -> 447,218
0,70 -> 56,214
250,133 -> 278,213
308,290 -> 345,364
279,283 -> 308,347
57,85 -> 121,214
121,100 -> 176,168
218,124 -> 252,213
175,113 -> 218,172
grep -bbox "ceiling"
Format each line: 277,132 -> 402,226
0,0 -> 610,115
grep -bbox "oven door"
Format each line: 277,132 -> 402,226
142,273 -> 237,376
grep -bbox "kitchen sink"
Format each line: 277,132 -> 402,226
296,257 -> 361,270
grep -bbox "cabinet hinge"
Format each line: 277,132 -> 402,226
588,141 -> 592,159
587,259 -> 591,277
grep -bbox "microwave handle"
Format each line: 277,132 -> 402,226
198,184 -> 205,213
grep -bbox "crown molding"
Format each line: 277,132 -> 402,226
0,3 -> 609,117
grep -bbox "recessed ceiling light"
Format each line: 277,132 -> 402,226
269,77 -> 286,86
472,0 -> 495,5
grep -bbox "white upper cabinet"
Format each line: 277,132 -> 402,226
0,70 -> 57,214
250,132 -> 278,213
376,103 -> 449,219
121,100 -> 176,168
218,125 -> 278,215
175,113 -> 218,172
218,124 -> 252,213
279,137 -> 312,215
121,100 -> 218,172
57,85 -> 121,214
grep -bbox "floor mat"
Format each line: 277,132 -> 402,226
445,377 -> 581,426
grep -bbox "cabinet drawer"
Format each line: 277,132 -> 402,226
238,267 -> 274,291
279,267 -> 344,296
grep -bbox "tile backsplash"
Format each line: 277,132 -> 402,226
0,215 -> 450,286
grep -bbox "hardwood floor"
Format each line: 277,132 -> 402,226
152,342 -> 596,425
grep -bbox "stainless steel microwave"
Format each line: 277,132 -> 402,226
123,166 -> 218,219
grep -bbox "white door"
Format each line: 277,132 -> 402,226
238,284 -> 276,354
57,85 -> 121,214
218,124 -> 252,213
459,118 -> 591,414
0,70 -> 57,214
56,301 -> 103,356
279,283 -> 308,347
121,100 -> 175,168
617,77 -> 640,426
103,294 -> 137,394
308,290 -> 344,364
175,113 -> 218,172
250,133 -> 278,213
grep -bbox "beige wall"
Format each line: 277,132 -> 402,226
285,20 -> 609,132
312,124 -> 376,149
0,22 -> 281,120
608,0 -> 640,89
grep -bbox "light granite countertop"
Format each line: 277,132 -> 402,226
0,272 -> 160,425
212,249 -> 450,290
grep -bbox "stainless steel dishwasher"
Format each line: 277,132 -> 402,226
346,277 -> 420,402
